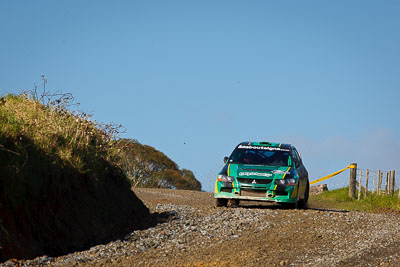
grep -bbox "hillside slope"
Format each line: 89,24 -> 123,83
0,94 -> 154,261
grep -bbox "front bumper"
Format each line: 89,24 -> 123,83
214,180 -> 298,203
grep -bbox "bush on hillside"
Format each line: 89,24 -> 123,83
113,138 -> 202,191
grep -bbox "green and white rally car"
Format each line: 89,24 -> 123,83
214,142 -> 309,209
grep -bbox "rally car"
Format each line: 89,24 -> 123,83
214,141 -> 309,209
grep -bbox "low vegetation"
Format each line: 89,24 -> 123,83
0,92 -> 119,172
310,187 -> 400,213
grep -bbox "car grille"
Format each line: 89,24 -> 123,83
237,178 -> 272,185
241,189 -> 267,197
221,188 -> 233,193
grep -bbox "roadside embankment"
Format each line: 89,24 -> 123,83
0,94 -> 154,261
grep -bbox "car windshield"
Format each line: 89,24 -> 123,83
229,145 -> 291,166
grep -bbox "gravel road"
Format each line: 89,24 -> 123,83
2,188 -> 399,266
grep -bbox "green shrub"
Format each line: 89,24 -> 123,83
113,138 -> 202,190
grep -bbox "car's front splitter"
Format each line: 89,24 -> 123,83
214,189 -> 297,203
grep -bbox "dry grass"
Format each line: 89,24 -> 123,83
0,93 -> 123,172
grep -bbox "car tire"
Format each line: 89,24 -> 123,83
297,181 -> 309,210
284,185 -> 301,210
228,199 -> 240,207
216,198 -> 228,207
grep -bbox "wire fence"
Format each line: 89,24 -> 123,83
355,168 -> 397,199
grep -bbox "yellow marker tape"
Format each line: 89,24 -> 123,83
215,179 -> 218,193
227,164 -> 231,176
310,165 -> 356,185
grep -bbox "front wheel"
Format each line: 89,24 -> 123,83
216,198 -> 228,207
228,199 -> 240,207
297,181 -> 309,209
283,185 -> 303,210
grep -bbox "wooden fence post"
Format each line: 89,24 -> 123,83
372,171 -> 376,194
385,172 -> 389,194
349,163 -> 357,198
390,170 -> 395,196
358,169 -> 362,201
394,170 -> 400,199
389,171 -> 393,196
378,170 -> 382,196
365,169 -> 369,198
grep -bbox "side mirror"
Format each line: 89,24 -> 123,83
295,161 -> 300,168
224,156 -> 229,164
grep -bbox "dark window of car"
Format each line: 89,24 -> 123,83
229,145 -> 290,166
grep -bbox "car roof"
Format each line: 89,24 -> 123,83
238,141 -> 292,150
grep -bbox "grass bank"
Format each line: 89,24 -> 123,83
0,93 -> 154,261
309,187 -> 400,213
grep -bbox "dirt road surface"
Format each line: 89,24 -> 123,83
4,188 -> 400,266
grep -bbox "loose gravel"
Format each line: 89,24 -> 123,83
1,188 -> 399,266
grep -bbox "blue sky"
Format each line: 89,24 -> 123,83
1,1 -> 399,192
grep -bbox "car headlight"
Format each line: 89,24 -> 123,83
217,175 -> 235,182
275,178 -> 296,186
